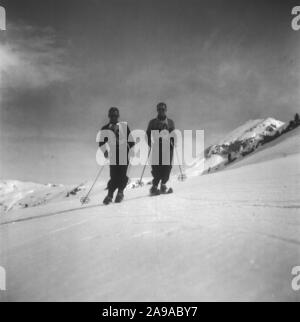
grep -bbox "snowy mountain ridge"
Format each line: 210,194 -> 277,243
219,117 -> 285,145
203,117 -> 286,173
0,180 -> 68,213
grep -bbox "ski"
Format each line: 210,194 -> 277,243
150,187 -> 173,196
161,187 -> 173,195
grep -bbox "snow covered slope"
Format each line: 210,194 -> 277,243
0,178 -> 153,214
0,180 -> 74,213
0,127 -> 299,302
196,117 -> 286,174
220,118 -> 284,144
228,126 -> 300,170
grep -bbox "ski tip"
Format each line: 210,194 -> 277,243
150,192 -> 161,197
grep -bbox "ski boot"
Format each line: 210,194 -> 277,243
115,190 -> 124,203
103,194 -> 113,205
150,185 -> 161,196
160,184 -> 173,194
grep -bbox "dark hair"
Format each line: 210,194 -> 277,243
108,107 -> 120,116
157,102 -> 167,110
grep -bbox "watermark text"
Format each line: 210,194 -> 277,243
96,124 -> 204,170
0,6 -> 6,31
292,266 -> 300,291
292,6 -> 300,31
0,266 -> 6,291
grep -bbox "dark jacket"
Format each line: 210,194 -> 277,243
146,117 -> 175,165
99,122 -> 135,149
146,117 -> 175,147
99,122 -> 134,165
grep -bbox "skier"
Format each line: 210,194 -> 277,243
99,107 -> 135,205
146,102 -> 176,196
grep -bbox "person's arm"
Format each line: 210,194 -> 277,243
146,120 -> 153,148
169,120 -> 176,147
99,126 -> 109,158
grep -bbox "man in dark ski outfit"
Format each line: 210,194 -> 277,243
99,107 -> 134,205
146,102 -> 175,195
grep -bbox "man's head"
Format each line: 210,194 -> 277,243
157,102 -> 167,119
108,107 -> 120,124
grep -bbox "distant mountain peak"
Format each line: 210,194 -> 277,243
189,117 -> 287,176
219,117 -> 285,145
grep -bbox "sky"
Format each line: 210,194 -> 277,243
0,0 -> 299,184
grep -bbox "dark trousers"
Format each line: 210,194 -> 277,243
151,165 -> 172,187
151,145 -> 173,187
107,165 -> 129,196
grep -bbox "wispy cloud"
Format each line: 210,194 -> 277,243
0,23 -> 70,90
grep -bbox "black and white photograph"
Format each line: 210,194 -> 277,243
0,0 -> 300,303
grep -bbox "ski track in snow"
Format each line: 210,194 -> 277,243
0,130 -> 300,301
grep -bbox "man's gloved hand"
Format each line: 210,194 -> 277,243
104,150 -> 109,159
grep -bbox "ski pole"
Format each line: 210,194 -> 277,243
175,147 -> 187,181
80,165 -> 105,205
126,143 -> 134,179
138,148 -> 151,186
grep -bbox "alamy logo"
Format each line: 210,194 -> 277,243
291,266 -> 300,291
96,124 -> 204,168
0,266 -> 6,291
292,6 -> 300,31
0,5 -> 6,31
